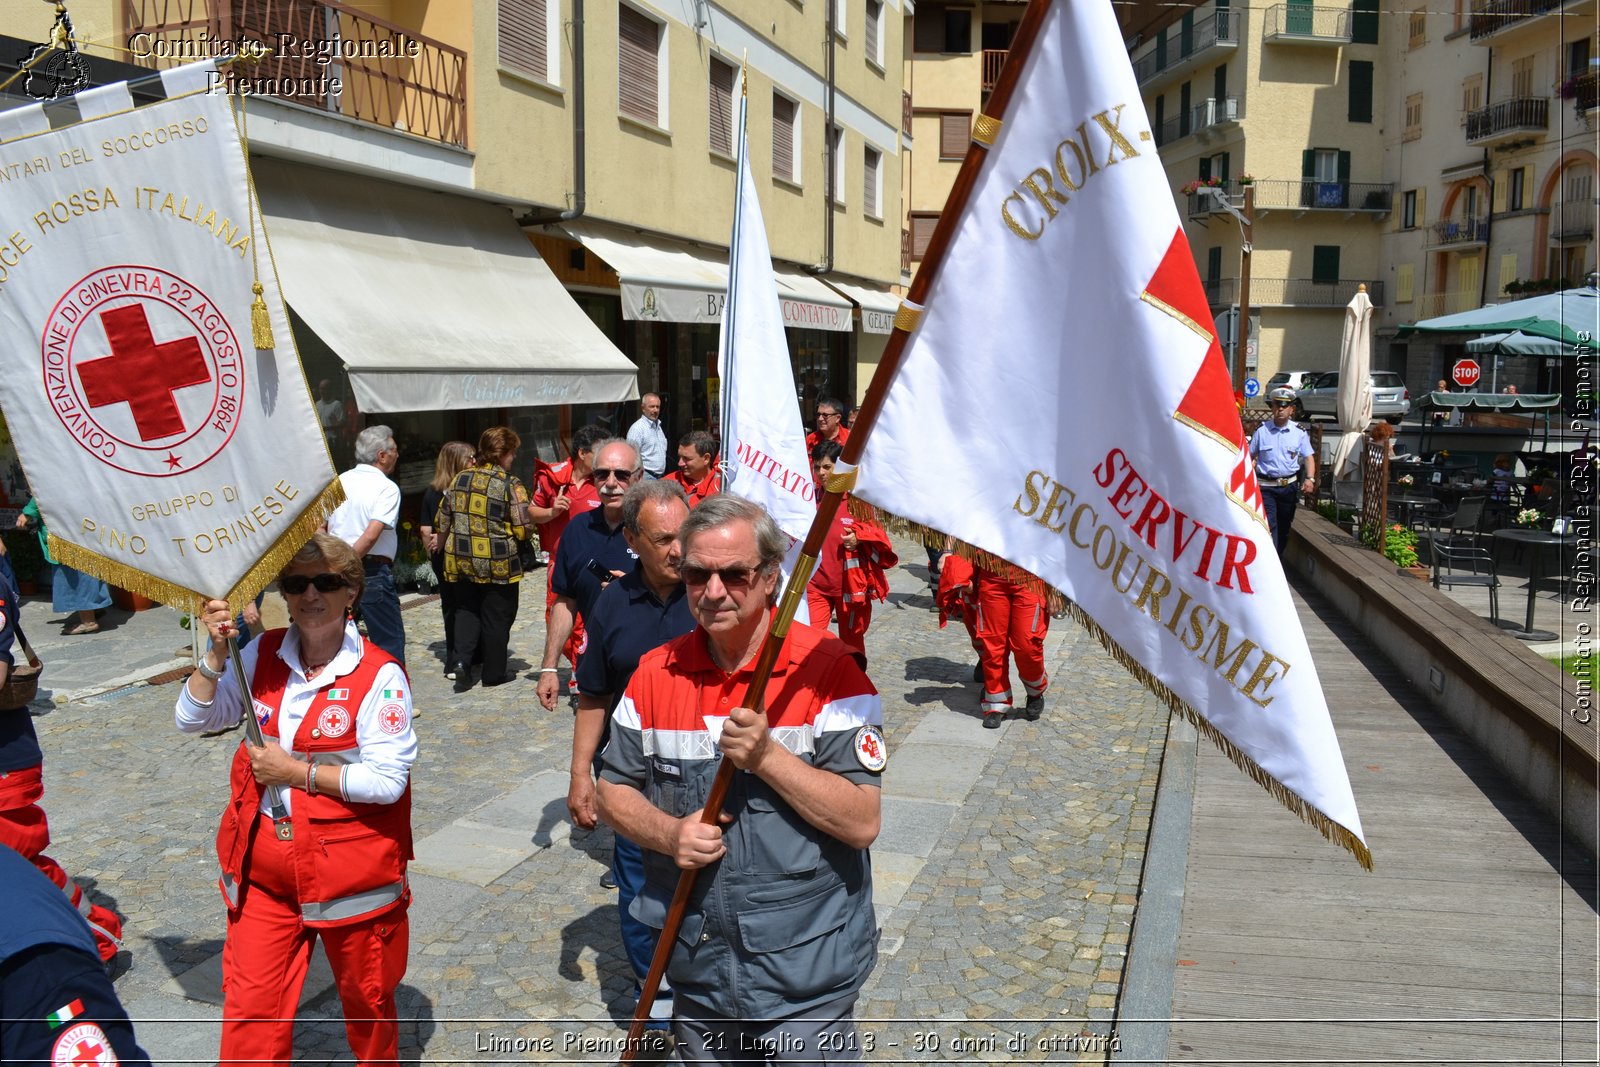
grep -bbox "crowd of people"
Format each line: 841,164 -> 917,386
2,396 -> 1057,1067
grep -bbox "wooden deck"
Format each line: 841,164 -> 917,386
1168,577 -> 1598,1064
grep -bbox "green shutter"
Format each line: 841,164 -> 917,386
1207,247 -> 1223,281
1312,245 -> 1341,283
1351,0 -> 1379,43
1302,150 -> 1315,178
1220,151 -> 1231,182
1214,62 -> 1227,102
1337,150 -> 1351,182
1348,61 -> 1373,123
1199,156 -> 1211,180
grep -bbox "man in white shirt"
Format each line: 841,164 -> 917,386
626,394 -> 668,480
326,425 -> 406,665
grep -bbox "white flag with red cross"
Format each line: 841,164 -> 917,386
851,0 -> 1367,865
0,62 -> 340,611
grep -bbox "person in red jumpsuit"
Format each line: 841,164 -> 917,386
531,425 -> 607,692
177,534 -> 418,1067
806,440 -> 897,657
935,549 -> 984,683
969,563 -> 1050,729
0,573 -> 124,964
804,395 -> 851,453
665,430 -> 721,507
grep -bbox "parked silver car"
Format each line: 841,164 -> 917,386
1295,371 -> 1411,423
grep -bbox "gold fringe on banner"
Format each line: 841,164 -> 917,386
856,499 -> 1374,871
46,479 -> 346,617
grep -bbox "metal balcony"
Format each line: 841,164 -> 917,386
1203,278 -> 1385,308
1465,97 -> 1549,144
124,0 -> 468,148
982,49 -> 1008,92
1261,4 -> 1353,44
1131,7 -> 1239,90
1428,215 -> 1489,246
1416,290 -> 1481,317
1469,0 -> 1576,40
1187,179 -> 1394,216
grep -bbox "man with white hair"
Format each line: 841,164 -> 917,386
326,425 -> 406,665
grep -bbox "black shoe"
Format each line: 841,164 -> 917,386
600,870 -> 617,889
1024,693 -> 1045,721
443,665 -> 457,681
982,711 -> 1005,729
972,662 -> 983,683
452,666 -> 473,693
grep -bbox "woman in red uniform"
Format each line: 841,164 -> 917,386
176,534 -> 417,1067
806,440 -> 897,656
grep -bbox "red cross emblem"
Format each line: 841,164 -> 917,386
378,702 -> 408,735
52,1022 -> 118,1065
43,266 -> 245,477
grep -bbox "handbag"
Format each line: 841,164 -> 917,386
0,623 -> 41,710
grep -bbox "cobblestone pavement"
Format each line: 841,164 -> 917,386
29,535 -> 1169,1065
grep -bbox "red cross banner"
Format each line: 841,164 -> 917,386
0,62 -> 340,611
849,0 -> 1368,865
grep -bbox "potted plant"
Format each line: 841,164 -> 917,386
3,528 -> 42,595
1515,507 -> 1546,529
1382,524 -> 1424,575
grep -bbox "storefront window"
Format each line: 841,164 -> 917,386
788,328 -> 850,417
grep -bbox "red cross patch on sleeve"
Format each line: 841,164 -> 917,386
377,702 -> 409,735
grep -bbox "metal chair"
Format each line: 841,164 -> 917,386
1431,536 -> 1500,625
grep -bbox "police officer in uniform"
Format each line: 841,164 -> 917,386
1249,386 -> 1317,555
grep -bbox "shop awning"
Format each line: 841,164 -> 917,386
820,278 -> 901,334
563,222 -> 853,332
253,159 -> 639,413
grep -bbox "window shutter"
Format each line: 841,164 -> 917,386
708,59 -> 735,156
911,213 -> 939,258
772,95 -> 796,182
1179,81 -> 1191,136
499,0 -> 549,81
1416,186 -> 1426,224
1396,264 -> 1415,303
1154,96 -> 1165,135
1336,150 -> 1351,183
618,5 -> 659,125
1492,169 -> 1509,212
1206,246 -> 1223,281
1499,253 -> 1519,293
1214,62 -> 1227,102
1351,0 -> 1379,42
1302,150 -> 1315,179
1199,156 -> 1211,181
939,112 -> 969,159
1220,151 -> 1230,182
1348,61 -> 1373,122
865,0 -> 881,65
864,148 -> 879,216
1312,245 -> 1341,283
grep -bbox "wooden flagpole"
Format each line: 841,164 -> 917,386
616,1 -> 1054,1056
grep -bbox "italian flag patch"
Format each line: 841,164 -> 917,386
382,688 -> 404,700
46,998 -> 83,1028
327,688 -> 350,700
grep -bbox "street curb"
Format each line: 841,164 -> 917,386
1111,714 -> 1197,1064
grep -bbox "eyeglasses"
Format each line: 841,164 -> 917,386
681,562 -> 769,589
592,467 -> 638,483
816,411 -> 839,421
281,572 -> 351,595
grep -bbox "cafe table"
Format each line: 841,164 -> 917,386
1491,527 -> 1570,641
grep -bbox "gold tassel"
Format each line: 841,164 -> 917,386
858,499 -> 1376,871
250,281 -> 275,350
46,479 -> 346,618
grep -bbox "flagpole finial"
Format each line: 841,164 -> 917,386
1358,283 -> 1368,293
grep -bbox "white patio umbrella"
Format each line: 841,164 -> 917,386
1330,285 -> 1374,481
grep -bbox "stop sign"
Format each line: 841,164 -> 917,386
1452,359 -> 1481,388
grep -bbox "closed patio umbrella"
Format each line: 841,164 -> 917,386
1331,286 -> 1374,481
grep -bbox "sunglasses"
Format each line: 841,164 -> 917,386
1269,401 -> 1295,408
281,572 -> 351,595
681,562 -> 769,589
592,467 -> 638,482
816,411 -> 839,421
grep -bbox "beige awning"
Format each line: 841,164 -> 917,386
563,221 -> 853,332
819,277 -> 901,334
254,159 -> 638,413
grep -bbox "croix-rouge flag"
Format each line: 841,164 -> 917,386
852,0 -> 1367,865
0,62 -> 341,612
717,70 -> 815,618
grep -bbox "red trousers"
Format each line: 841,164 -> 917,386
0,765 -> 123,962
805,588 -> 869,653
544,585 -> 586,669
220,814 -> 409,1067
974,571 -> 1049,712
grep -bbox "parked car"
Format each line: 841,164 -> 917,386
1296,371 -> 1411,423
1266,370 -> 1320,394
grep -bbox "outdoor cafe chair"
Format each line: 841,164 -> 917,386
1424,495 -> 1487,566
1430,535 -> 1500,627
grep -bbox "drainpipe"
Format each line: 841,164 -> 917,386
1478,47 -> 1492,306
520,0 -> 587,226
808,0 -> 836,275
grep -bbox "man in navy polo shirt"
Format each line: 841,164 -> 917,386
537,440 -> 643,710
568,479 -> 694,1059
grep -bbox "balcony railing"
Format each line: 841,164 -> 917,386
1464,96 -> 1549,142
1416,290 -> 1481,317
902,90 -> 912,136
123,0 -> 468,148
1469,0 -> 1572,39
1187,179 -> 1394,215
901,228 -> 912,274
1429,215 -> 1489,245
1191,95 -> 1242,133
1132,8 -> 1238,86
1261,4 -> 1352,43
982,49 -> 1008,92
1561,71 -> 1600,114
1203,278 -> 1384,308
1551,198 -> 1596,240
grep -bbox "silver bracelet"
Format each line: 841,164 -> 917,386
539,667 -> 560,674
195,655 -> 224,681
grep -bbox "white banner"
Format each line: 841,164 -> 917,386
717,75 -> 817,612
0,66 -> 340,611
623,282 -> 852,332
853,0 -> 1367,864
